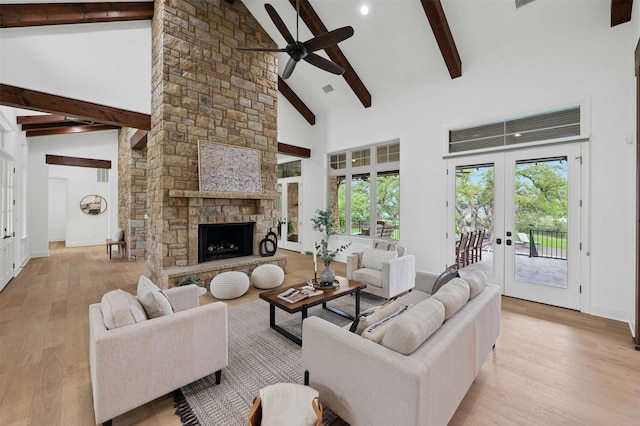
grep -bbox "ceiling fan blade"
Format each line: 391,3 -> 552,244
304,26 -> 354,53
303,53 -> 345,75
265,4 -> 295,44
282,57 -> 298,79
237,47 -> 287,52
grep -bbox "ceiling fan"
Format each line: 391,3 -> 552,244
238,1 -> 354,79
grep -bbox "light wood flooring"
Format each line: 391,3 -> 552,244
0,242 -> 638,425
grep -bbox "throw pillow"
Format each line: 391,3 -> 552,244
258,383 -> 321,426
382,298 -> 445,355
372,240 -> 397,252
361,247 -> 397,271
430,268 -> 460,294
136,275 -> 174,319
432,278 -> 470,320
350,300 -> 402,335
460,269 -> 487,299
361,305 -> 409,343
101,289 -> 147,330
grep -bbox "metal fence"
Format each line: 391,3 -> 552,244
519,229 -> 567,260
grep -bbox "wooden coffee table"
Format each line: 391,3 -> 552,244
259,276 -> 366,345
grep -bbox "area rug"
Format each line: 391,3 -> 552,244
177,293 -> 381,425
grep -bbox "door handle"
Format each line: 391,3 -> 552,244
496,238 -> 502,245
506,239 -> 512,246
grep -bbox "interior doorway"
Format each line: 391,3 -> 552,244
447,143 -> 586,310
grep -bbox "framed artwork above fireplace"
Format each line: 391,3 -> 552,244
198,141 -> 261,193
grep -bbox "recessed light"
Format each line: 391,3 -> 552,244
514,133 -> 522,137
360,4 -> 369,16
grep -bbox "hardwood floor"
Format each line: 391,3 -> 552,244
0,242 -> 638,425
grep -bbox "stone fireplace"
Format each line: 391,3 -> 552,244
198,222 -> 254,263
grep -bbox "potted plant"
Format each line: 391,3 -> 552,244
175,274 -> 207,296
310,208 -> 351,284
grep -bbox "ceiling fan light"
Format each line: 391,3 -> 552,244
360,5 -> 369,16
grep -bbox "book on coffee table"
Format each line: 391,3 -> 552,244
277,285 -> 323,304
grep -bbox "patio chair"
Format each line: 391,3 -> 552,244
472,229 -> 485,262
455,233 -> 469,268
466,231 -> 477,264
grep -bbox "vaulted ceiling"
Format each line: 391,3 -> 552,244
0,0 -> 634,139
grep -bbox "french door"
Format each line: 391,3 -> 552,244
0,155 -> 15,292
276,176 -> 302,252
447,143 -> 584,310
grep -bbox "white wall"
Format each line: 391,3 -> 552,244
277,93 -> 325,254
28,130 -> 119,256
301,10 -> 636,323
0,21 -> 151,114
47,178 -> 66,241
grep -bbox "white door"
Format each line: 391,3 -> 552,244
277,177 -> 302,252
0,156 -> 15,292
447,143 -> 584,310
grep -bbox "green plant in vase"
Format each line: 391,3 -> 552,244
310,208 -> 351,285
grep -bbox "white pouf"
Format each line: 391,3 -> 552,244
210,271 -> 250,299
251,264 -> 285,289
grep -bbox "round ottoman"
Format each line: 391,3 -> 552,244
210,271 -> 250,299
251,264 -> 285,289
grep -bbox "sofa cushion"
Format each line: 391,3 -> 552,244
430,268 -> 460,294
361,305 -> 409,343
361,247 -> 397,270
382,298 -> 445,355
136,275 -> 174,318
460,269 -> 487,299
101,289 -> 147,329
350,300 -> 403,335
352,268 -> 382,288
431,278 -> 470,320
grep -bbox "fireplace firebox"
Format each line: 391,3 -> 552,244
198,222 -> 254,263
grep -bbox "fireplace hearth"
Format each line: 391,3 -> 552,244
198,222 -> 254,263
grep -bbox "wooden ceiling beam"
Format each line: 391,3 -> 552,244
290,0 -> 371,108
0,84 -> 151,130
420,0 -> 462,79
17,114 -> 66,124
278,142 -> 311,158
278,77 -> 316,125
27,124 -> 119,138
131,129 -> 148,150
611,0 -> 633,27
21,119 -> 96,131
46,154 -> 111,169
0,2 -> 154,28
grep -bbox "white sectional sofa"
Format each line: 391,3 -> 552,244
301,270 -> 501,426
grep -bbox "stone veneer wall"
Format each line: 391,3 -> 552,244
118,127 -> 148,261
148,0 -> 279,284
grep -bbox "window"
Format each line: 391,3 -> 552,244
278,160 -> 302,178
328,141 -> 400,240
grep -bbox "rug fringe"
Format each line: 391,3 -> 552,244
173,389 -> 201,426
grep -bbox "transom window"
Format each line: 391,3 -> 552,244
328,141 -> 400,240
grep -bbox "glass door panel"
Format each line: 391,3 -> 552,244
277,177 -> 302,252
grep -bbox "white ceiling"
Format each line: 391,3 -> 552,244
0,0 -> 615,120
242,0 -> 612,117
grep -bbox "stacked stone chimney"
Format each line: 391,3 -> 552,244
143,0 -> 279,284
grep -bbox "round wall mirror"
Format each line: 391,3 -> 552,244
80,195 -> 107,215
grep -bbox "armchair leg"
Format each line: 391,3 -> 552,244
304,370 -> 309,386
103,421 -> 112,426
215,369 -> 222,384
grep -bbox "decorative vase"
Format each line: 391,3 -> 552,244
320,264 -> 335,284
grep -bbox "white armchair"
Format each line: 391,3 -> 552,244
346,243 -> 416,299
89,284 -> 228,425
